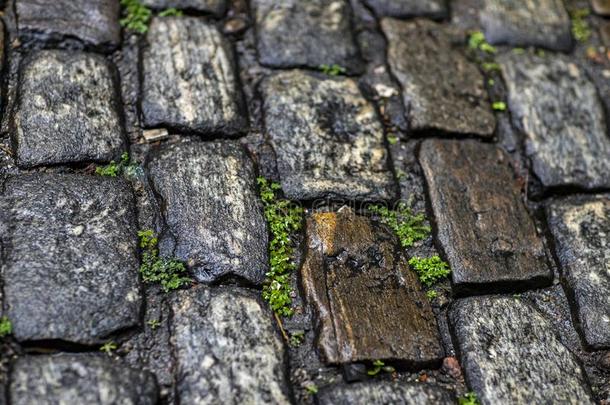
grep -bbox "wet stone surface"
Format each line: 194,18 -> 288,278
9,354 -> 158,405
170,286 -> 290,403
0,174 -> 141,344
363,0 -> 447,19
382,18 -> 495,137
419,139 -> 551,293
16,0 -> 121,50
141,0 -> 227,16
141,17 -> 247,136
301,207 -> 443,365
252,0 -> 362,72
449,296 -> 595,404
145,140 -> 268,285
499,53 -> 610,190
317,381 -> 454,404
480,0 -> 572,51
12,50 -> 125,168
260,70 -> 396,201
546,194 -> 610,349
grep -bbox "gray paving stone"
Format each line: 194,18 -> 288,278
363,0 -> 447,19
546,194 -> 610,349
141,17 -> 246,136
260,70 -> 396,201
301,207 -> 443,365
480,0 -> 572,51
9,354 -> 158,405
142,0 -> 227,16
145,140 -> 268,284
499,53 -> 610,190
252,0 -> 362,72
449,296 -> 595,404
419,139 -> 551,292
382,18 -> 495,137
12,50 -> 125,168
0,174 -> 141,344
317,381 -> 455,404
170,286 -> 290,404
16,0 -> 121,49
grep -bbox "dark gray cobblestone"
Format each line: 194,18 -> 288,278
141,0 -> 227,16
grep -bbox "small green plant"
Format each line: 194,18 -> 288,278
257,178 -> 304,317
319,64 -> 346,76
367,360 -> 395,376
369,203 -> 430,248
120,0 -> 152,34
459,392 -> 479,405
159,7 -> 183,17
571,8 -> 591,42
305,384 -> 318,395
100,341 -> 117,355
139,230 -> 191,292
492,101 -> 507,111
408,256 -> 451,287
395,169 -> 406,180
147,319 -> 161,329
0,316 -> 12,338
481,62 -> 500,72
387,134 -> 399,145
426,289 -> 438,300
468,31 -> 496,54
289,331 -> 305,347
96,152 -> 139,177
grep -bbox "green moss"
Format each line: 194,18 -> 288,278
492,101 -> 507,111
0,316 -> 12,338
96,152 -> 140,177
481,62 -> 501,72
138,230 -> 191,292
319,64 -> 346,76
426,289 -> 438,300
369,203 -> 430,248
468,31 -> 496,54
459,392 -> 479,405
487,78 -> 495,86
289,330 -> 305,347
571,8 -> 591,42
147,319 -> 161,329
408,256 -> 451,287
305,384 -> 318,395
512,47 -> 525,54
387,134 -> 399,145
257,177 -> 304,317
120,0 -> 151,33
159,7 -> 183,17
367,360 -> 395,376
100,341 -> 117,354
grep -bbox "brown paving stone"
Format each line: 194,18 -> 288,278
593,0 -> 610,16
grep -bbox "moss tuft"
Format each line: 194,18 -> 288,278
120,0 -> 151,34
138,230 -> 191,292
0,316 -> 12,338
369,203 -> 430,248
408,255 -> 451,287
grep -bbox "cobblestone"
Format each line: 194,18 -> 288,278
363,0 -> 448,19
317,381 -> 454,404
141,0 -> 227,16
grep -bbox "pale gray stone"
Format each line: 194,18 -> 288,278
318,381 -> 455,405
142,17 -> 247,136
363,0 -> 447,19
0,174 -> 141,344
260,70 -> 396,201
450,296 -> 595,404
170,286 -> 290,404
141,0 -> 226,16
499,53 -> 610,189
12,50 -> 125,168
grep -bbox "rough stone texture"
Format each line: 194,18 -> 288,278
170,286 -> 290,404
16,0 -> 121,49
145,140 -> 268,284
546,194 -> 610,349
419,140 -> 551,292
9,354 -> 158,405
382,19 -> 495,137
141,0 -> 226,16
449,296 -> 595,404
499,53 -> 610,190
363,0 -> 447,19
317,382 -> 455,404
142,17 -> 246,136
593,0 -> 610,16
0,174 -> 141,344
12,50 -> 125,168
480,0 -> 572,51
301,207 -> 443,365
252,0 -> 362,72
261,70 -> 396,201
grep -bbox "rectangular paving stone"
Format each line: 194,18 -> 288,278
449,296 -> 595,404
170,286 -> 290,404
382,19 -> 495,137
419,139 -> 551,292
16,0 -> 121,49
145,140 -> 268,285
301,207 -> 444,365
546,194 -> 610,349
12,50 -> 126,168
318,382 -> 454,405
480,0 -> 572,51
363,0 -> 447,19
499,53 -> 610,190
141,17 -> 247,136
0,174 -> 141,344
252,0 -> 362,72
141,0 -> 226,16
260,70 -> 397,201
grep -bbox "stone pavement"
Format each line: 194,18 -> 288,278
0,0 -> 609,404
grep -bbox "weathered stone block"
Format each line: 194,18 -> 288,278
260,70 -> 396,201
142,17 -> 246,136
449,296 -> 595,404
419,139 -> 551,292
301,207 -> 443,365
252,0 -> 362,72
12,50 -> 125,168
170,286 -> 290,404
363,0 -> 447,19
318,381 -> 455,404
141,0 -> 227,16
546,194 -> 610,349
382,18 -> 495,137
145,140 -> 268,284
1,174 -> 141,344
499,53 -> 610,190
